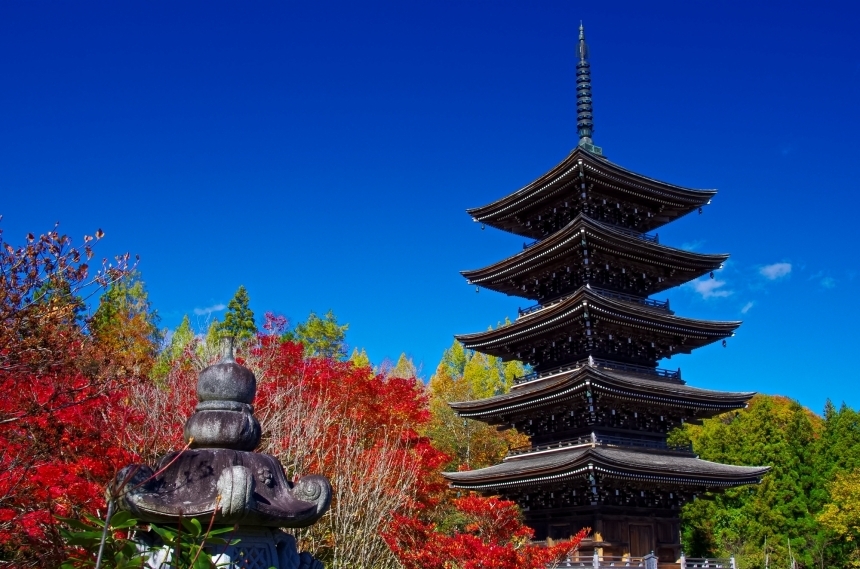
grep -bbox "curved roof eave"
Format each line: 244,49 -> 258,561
461,214 -> 729,284
449,366 -> 755,417
442,446 -> 770,488
467,148 -> 717,222
454,287 -> 741,348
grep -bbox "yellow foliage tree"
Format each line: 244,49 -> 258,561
424,339 -> 528,471
819,469 -> 860,566
90,271 -> 161,378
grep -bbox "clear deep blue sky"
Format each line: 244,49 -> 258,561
2,1 -> 858,413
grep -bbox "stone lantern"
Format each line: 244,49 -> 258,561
111,339 -> 332,568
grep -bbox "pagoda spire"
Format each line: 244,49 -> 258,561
576,23 -> 601,155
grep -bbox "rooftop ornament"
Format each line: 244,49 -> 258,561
111,337 -> 332,569
576,23 -> 603,156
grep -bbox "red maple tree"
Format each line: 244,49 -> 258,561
385,495 -> 589,569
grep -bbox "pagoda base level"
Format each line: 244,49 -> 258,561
527,512 -> 681,563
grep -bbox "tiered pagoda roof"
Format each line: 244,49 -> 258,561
462,213 -> 728,299
445,445 -> 769,491
455,286 -> 739,369
467,147 -> 716,239
449,362 -> 755,422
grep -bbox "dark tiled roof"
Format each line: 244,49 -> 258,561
454,287 -> 740,365
466,148 -> 716,237
449,365 -> 753,418
443,445 -> 769,489
461,214 -> 727,296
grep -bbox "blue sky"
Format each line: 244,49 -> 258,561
2,1 -> 858,413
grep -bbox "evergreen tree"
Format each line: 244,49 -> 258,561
288,309 -> 348,359
214,285 -> 257,341
678,395 -> 824,568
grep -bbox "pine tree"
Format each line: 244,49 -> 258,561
215,285 -> 257,342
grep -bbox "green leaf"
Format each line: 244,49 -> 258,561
109,510 -> 134,528
181,516 -> 203,536
205,526 -> 237,536
56,515 -> 96,531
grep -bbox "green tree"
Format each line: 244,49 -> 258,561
677,395 -> 824,568
90,270 -> 161,378
151,314 -> 195,381
288,310 -> 348,359
214,285 -> 257,342
816,401 -> 860,487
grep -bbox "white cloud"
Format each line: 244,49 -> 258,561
681,240 -> 705,252
741,301 -> 754,314
194,303 -> 226,316
759,262 -> 792,280
687,278 -> 732,299
808,271 -> 837,289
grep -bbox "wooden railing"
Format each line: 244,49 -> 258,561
547,553 -> 735,569
588,287 -> 670,311
513,358 -> 681,386
609,225 -> 660,244
548,552 -> 651,568
507,433 -> 693,458
518,287 -> 670,319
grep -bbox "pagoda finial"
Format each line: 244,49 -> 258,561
576,23 -> 601,154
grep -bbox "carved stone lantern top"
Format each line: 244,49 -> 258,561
112,337 -> 332,529
184,338 -> 262,451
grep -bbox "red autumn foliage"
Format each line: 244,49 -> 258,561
0,372 -> 140,566
249,315 -> 450,512
0,224 -> 137,567
385,494 -> 589,569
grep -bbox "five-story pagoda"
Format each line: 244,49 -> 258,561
442,25 -> 768,564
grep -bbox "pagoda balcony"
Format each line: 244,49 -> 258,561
523,227 -> 658,250
608,225 -> 659,244
518,287 -> 670,319
507,433 -> 693,459
513,358 -> 682,386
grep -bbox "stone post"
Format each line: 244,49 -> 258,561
643,552 -> 658,569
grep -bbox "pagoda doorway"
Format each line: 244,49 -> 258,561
629,524 -> 653,557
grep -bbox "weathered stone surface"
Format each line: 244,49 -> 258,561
184,407 -> 261,450
197,357 -> 256,403
114,447 -> 331,527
